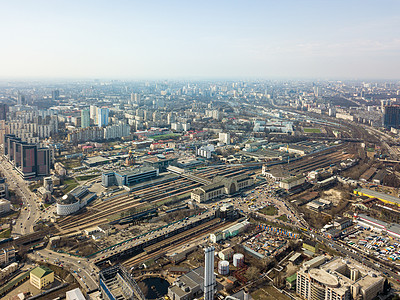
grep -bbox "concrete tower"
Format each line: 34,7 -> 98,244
204,246 -> 215,300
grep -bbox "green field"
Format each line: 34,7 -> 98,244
260,205 -> 278,216
0,228 -> 11,238
303,127 -> 322,133
277,214 -> 288,222
75,174 -> 99,181
63,178 -> 79,194
151,133 -> 181,141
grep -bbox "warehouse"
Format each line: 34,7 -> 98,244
354,188 -> 400,207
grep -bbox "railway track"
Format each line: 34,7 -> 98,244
123,219 -> 229,269
58,166 -> 248,232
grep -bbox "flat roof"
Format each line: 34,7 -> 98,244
84,156 -> 110,164
115,167 -> 156,177
358,214 -> 388,228
356,188 -> 400,205
309,269 -> 338,287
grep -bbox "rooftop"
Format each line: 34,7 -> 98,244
309,269 -> 339,287
356,188 -> 400,205
30,266 -> 53,278
114,166 -> 156,177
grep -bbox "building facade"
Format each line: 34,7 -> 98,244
30,266 -> 54,289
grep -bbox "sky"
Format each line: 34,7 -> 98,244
1,0 -> 400,80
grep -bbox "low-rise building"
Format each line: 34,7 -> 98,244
191,175 -> 253,203
30,266 -> 54,289
280,175 -> 306,190
0,199 -> 11,215
0,247 -> 15,266
0,262 -> 18,280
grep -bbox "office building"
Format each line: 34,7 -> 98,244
30,266 -> 54,289
81,108 -> 90,128
383,106 -> 400,129
101,167 -> 159,187
3,134 -> 51,179
296,257 -> 385,300
98,107 -> 109,127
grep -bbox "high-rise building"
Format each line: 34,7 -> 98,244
90,105 -> 98,124
219,132 -> 230,144
0,104 -> 8,120
81,109 -> 90,128
17,93 -> 25,105
383,106 -> 400,129
204,246 -> 216,300
3,134 -> 51,179
98,107 -> 109,127
51,90 -> 60,100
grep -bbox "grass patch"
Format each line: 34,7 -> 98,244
0,228 -> 11,238
151,133 -> 180,141
303,127 -> 322,133
75,174 -> 99,181
62,178 -> 79,194
260,205 -> 278,216
251,286 -> 290,300
276,214 -> 288,222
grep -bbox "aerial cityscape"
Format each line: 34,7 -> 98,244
1,1 -> 400,300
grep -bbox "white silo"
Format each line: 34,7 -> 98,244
218,260 -> 229,275
233,253 -> 244,267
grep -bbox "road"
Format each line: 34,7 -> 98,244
30,248 -> 99,292
0,158 -> 40,235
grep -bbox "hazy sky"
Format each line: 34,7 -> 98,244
1,0 -> 400,80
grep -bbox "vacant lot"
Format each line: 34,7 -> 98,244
252,285 -> 290,300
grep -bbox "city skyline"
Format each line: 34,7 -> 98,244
1,0 -> 400,80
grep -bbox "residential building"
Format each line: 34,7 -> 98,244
0,247 -> 15,266
383,105 -> 400,129
98,107 -> 109,127
81,109 -> 90,128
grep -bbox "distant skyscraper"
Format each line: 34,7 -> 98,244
0,104 -> 8,120
97,107 -> 109,127
81,109 -> 90,128
17,93 -> 25,105
383,106 -> 400,129
52,90 -> 60,100
90,105 -> 98,123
